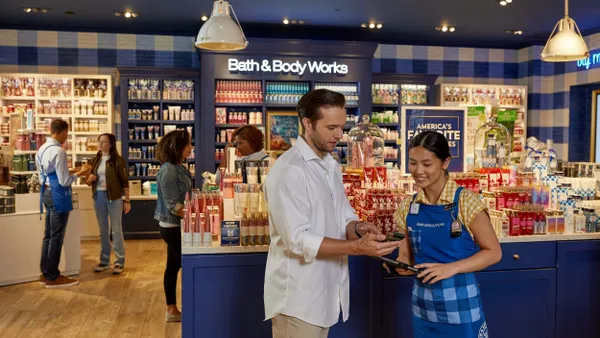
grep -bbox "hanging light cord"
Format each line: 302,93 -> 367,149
227,1 -> 248,43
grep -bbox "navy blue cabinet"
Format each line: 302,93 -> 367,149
380,276 -> 415,338
329,256 -> 372,338
477,269 -> 556,338
556,240 -> 600,338
122,199 -> 159,239
182,253 -> 271,338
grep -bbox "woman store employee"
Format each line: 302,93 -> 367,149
389,130 -> 501,338
216,125 -> 275,182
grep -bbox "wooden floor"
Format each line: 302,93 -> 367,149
0,239 -> 182,338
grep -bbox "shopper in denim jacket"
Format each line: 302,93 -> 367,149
154,129 -> 193,323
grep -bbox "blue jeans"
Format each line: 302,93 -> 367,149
93,191 -> 125,266
41,189 -> 70,281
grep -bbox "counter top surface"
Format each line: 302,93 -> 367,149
182,233 -> 600,254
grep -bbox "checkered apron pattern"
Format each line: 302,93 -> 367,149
406,187 -> 488,337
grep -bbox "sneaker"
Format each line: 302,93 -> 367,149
45,275 -> 79,289
113,264 -> 123,275
39,274 -> 46,285
165,312 -> 182,322
94,264 -> 111,272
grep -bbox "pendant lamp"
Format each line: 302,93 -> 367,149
195,0 -> 248,51
541,0 -> 589,62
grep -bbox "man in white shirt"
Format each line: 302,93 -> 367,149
264,89 -> 400,338
36,120 -> 90,288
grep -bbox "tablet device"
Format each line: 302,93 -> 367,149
376,256 -> 419,273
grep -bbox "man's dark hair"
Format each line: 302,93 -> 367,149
157,129 -> 191,165
296,89 -> 345,133
51,119 -> 69,135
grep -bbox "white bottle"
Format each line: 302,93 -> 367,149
575,209 -> 586,233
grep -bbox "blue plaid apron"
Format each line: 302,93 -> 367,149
406,187 -> 488,338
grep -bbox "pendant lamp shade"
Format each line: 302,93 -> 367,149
195,0 -> 248,51
541,0 -> 589,62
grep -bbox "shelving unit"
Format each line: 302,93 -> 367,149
0,73 -> 113,177
367,74 -> 439,169
118,68 -> 201,188
437,83 -> 528,170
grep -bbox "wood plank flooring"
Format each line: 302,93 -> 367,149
0,239 -> 182,338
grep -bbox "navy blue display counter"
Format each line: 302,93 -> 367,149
182,237 -> 600,338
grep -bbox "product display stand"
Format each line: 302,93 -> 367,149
0,73 -> 113,181
117,67 -> 200,239
371,73 -> 438,168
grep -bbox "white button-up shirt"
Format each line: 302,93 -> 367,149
36,137 -> 77,186
263,136 -> 359,328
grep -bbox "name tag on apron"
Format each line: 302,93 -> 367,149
410,203 -> 420,215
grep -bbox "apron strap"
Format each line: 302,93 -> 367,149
259,155 -> 269,161
37,144 -> 61,217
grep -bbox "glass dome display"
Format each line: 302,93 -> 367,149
474,105 -> 512,169
346,115 -> 385,170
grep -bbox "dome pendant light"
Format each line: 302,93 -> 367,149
195,0 -> 248,51
541,0 -> 589,62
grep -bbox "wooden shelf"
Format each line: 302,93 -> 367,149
163,100 -> 195,104
163,120 -> 195,125
73,132 -> 105,135
38,97 -> 72,101
0,96 -> 35,101
129,140 -> 158,144
73,115 -> 109,119
10,171 -> 37,175
73,97 -> 108,102
14,150 -> 38,155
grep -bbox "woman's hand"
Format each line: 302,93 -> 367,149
415,263 -> 460,284
123,201 -> 131,214
177,208 -> 185,218
382,261 -> 416,276
86,174 -> 97,185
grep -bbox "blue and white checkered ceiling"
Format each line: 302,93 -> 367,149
1,0 -> 600,49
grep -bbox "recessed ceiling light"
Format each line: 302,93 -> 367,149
506,29 -> 524,35
506,0 -> 513,3
376,23 -> 383,29
125,12 -> 132,18
499,0 -> 508,5
23,7 -> 48,13
114,12 -> 122,16
361,23 -> 367,28
291,20 -> 298,24
369,23 -> 375,29
201,15 -> 208,21
436,26 -> 456,33
283,18 -> 290,24
115,11 -> 138,18
298,20 -> 305,25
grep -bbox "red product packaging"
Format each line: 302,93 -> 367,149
375,167 -> 387,186
364,167 -> 375,187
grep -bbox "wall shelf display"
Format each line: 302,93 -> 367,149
437,83 -> 528,170
118,68 -> 200,189
0,73 -> 113,177
369,74 -> 438,169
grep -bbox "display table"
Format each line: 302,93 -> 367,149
182,234 -> 600,338
0,185 -> 97,286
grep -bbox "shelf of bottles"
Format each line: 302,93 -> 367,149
0,74 -> 113,172
438,84 -> 528,165
124,78 -> 197,182
368,83 -> 431,168
265,81 -> 310,107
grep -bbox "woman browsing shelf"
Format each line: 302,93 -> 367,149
387,130 -> 501,338
86,133 -> 130,275
154,129 -> 193,322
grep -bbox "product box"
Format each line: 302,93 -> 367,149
215,108 -> 227,125
129,180 -> 142,196
221,220 -> 240,246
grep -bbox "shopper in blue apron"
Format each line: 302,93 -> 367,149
36,120 -> 91,288
389,130 -> 502,338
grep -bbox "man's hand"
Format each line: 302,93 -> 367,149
354,233 -> 400,257
86,174 -> 97,185
69,167 -> 80,174
355,222 -> 382,237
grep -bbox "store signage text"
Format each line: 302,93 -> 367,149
228,58 -> 349,76
577,51 -> 600,70
403,108 -> 466,173
407,123 -> 462,150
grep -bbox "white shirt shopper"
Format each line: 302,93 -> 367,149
263,89 -> 400,337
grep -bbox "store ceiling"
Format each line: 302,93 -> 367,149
2,0 -> 600,49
